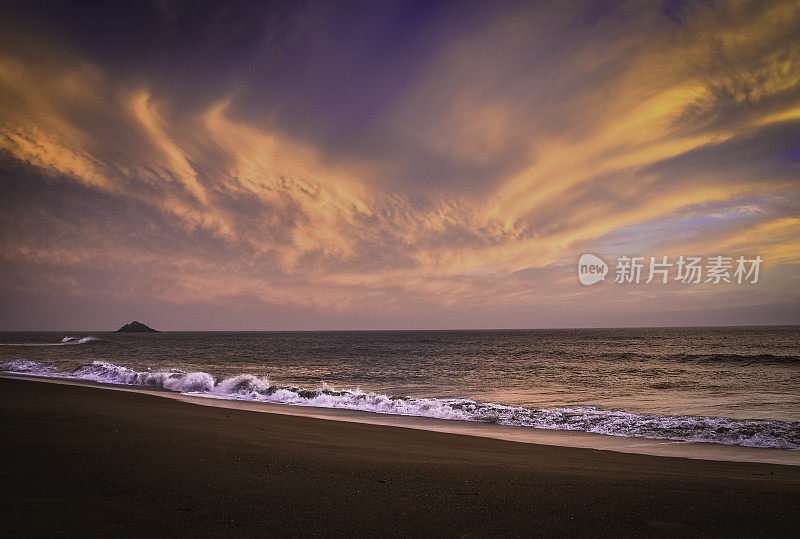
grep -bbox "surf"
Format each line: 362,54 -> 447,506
2,358 -> 798,451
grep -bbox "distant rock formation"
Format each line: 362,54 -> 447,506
116,321 -> 158,333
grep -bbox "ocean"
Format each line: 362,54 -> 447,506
1,327 -> 798,450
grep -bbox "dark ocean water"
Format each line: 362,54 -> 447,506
1,327 -> 798,450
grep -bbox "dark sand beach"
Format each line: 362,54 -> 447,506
1,377 -> 798,537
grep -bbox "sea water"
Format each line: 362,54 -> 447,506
1,327 -> 798,450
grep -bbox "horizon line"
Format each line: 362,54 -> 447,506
2,323 -> 798,333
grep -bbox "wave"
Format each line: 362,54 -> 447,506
2,359 -> 798,451
668,353 -> 800,365
603,352 -> 800,365
60,336 -> 103,344
0,336 -> 104,347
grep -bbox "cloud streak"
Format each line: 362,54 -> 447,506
0,0 -> 798,329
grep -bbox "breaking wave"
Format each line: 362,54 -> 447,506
2,359 -> 798,451
0,336 -> 104,347
60,336 -> 103,344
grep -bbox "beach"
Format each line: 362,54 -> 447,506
1,377 -> 798,536
4,1 -> 799,536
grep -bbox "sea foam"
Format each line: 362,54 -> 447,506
2,358 -> 798,451
0,336 -> 104,347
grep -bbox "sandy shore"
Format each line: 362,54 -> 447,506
1,377 -> 799,536
5,373 -> 797,466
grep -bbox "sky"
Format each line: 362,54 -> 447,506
0,0 -> 798,330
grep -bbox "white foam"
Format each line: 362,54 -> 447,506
2,359 -> 798,451
0,336 -> 103,347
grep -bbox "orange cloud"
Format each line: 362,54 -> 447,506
1,0 -> 798,320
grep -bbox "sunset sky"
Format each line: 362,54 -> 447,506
0,0 -> 798,330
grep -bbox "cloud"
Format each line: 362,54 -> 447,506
0,0 -> 798,328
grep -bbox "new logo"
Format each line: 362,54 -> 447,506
578,254 -> 608,286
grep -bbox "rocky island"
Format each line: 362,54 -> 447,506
115,321 -> 158,333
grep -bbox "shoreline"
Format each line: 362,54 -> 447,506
2,372 -> 798,466
1,376 -> 799,535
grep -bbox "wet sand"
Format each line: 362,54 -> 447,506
1,377 -> 798,536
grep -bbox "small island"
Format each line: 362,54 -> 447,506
115,321 -> 158,333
